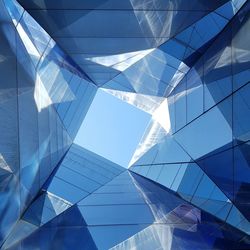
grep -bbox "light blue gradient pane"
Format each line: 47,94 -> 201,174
75,89 -> 151,167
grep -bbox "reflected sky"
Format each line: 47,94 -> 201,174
74,89 -> 151,167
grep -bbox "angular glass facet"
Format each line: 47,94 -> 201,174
1,0 -> 250,249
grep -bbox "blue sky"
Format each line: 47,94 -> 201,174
74,89 -> 151,168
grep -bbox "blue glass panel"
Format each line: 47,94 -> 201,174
0,17 -> 19,177
79,204 -> 153,225
186,65 -> 204,122
1,219 -> 37,250
2,0 -> 250,247
233,83 -> 250,142
197,147 -> 234,199
56,166 -> 100,192
10,205 -> 97,250
153,135 -> 191,164
177,163 -> 203,201
19,11 -> 50,55
88,225 -> 147,250
175,98 -> 232,159
146,164 -> 163,181
157,164 -> 181,188
132,143 -> 159,166
191,175 -> 216,205
78,192 -> 145,206
234,142 -> 250,219
232,4 -> 250,90
17,0 -> 228,11
174,78 -> 187,130
138,166 -> 150,176
16,24 -> 41,209
171,163 -> 188,192
38,105 -> 52,185
47,177 -> 88,204
215,1 -> 235,19
95,183 -> 139,194
3,0 -> 24,26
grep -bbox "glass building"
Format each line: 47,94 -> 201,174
0,0 -> 250,249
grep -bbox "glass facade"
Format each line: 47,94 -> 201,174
0,0 -> 250,249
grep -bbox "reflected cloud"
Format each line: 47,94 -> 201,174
167,62 -> 190,96
110,224 -> 173,250
112,173 -> 202,250
101,88 -> 171,167
34,75 -> 52,112
129,98 -> 171,166
152,99 -> 170,131
103,89 -> 171,132
16,22 -> 40,65
129,116 -> 167,167
47,191 -> 72,214
0,55 -> 6,63
232,0 -> 247,13
102,88 -> 166,114
130,172 -> 200,228
130,0 -> 175,47
233,47 -> 250,64
213,46 -> 232,69
38,60 -> 76,105
85,49 -> 155,72
0,153 -> 13,173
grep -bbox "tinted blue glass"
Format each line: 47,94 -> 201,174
177,163 -> 203,201
175,99 -> 233,159
174,79 -> 187,130
197,147 -> 234,199
78,204 -> 153,225
44,144 -> 124,209
153,135 -> 191,163
146,164 -> 163,181
78,192 -> 145,206
3,0 -> 24,25
56,166 -> 100,192
233,83 -> 250,142
95,183 -> 139,194
232,5 -> 250,90
19,11 -> 50,55
186,66 -> 204,122
88,224 -> 148,249
47,177 -> 88,203
157,164 -> 181,188
2,0 -> 250,248
171,163 -> 188,191
233,142 -> 250,219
